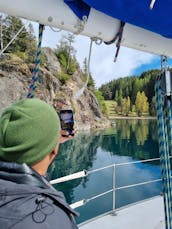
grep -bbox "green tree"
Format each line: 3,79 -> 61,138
114,90 -> 119,103
94,90 -> 107,115
135,91 -> 149,116
118,88 -> 123,106
3,16 -> 32,53
99,69 -> 159,116
56,33 -> 76,75
87,74 -> 95,91
121,96 -> 131,116
149,96 -> 156,116
25,23 -> 37,63
121,97 -> 127,115
82,58 -> 95,91
126,96 -> 131,115
0,15 -> 37,62
99,84 -> 112,99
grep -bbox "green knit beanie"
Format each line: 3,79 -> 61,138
0,98 -> 60,165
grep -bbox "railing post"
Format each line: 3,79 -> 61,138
112,164 -> 116,215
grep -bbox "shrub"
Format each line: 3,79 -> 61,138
56,49 -> 76,75
54,72 -> 70,84
14,51 -> 28,62
94,90 -> 107,116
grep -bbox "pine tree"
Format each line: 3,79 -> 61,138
149,96 -> 156,116
26,23 -> 37,62
126,96 -> 131,115
0,15 -> 36,60
3,16 -> 28,53
114,90 -> 119,103
56,33 -> 76,75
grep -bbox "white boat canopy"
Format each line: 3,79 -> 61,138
1,0 -> 172,57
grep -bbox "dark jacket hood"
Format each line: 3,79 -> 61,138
0,161 -> 78,216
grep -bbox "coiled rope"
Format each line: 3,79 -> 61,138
104,21 -> 125,62
155,68 -> 172,229
27,24 -> 45,98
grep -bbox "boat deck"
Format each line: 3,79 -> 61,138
79,196 -> 165,229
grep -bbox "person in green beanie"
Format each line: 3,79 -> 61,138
0,98 -> 78,229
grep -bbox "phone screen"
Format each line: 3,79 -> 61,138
60,110 -> 74,135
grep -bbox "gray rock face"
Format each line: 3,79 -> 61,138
0,50 -> 110,129
42,47 -> 61,74
0,71 -> 26,114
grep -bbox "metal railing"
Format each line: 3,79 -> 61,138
50,157 -> 167,211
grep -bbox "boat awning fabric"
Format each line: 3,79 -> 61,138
64,0 -> 172,38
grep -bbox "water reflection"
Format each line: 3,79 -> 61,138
49,119 -> 161,223
50,132 -> 100,203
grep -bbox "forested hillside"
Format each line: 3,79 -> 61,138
99,70 -> 160,116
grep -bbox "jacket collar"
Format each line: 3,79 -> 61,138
0,161 -> 53,189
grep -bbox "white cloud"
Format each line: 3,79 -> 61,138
70,35 -> 157,87
90,44 -> 157,87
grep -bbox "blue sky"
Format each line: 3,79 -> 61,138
133,58 -> 160,76
35,25 -> 165,88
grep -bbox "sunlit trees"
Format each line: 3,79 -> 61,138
99,70 -> 159,116
135,91 -> 149,116
94,90 -> 107,115
121,96 -> 131,116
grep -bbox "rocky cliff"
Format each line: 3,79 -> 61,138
0,48 -> 110,130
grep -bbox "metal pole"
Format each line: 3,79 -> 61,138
112,164 -> 116,215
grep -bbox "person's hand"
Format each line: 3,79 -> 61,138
59,130 -> 76,144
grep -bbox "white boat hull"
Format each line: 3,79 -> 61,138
0,0 -> 172,57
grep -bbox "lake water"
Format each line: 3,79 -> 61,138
49,119 -> 162,224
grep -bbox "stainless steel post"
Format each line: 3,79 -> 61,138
112,164 -> 116,213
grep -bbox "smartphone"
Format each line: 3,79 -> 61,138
60,110 -> 74,136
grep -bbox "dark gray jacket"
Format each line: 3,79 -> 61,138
0,161 -> 78,229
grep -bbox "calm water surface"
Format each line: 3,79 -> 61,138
49,119 -> 161,224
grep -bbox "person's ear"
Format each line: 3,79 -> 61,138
50,143 -> 59,160
51,148 -> 57,156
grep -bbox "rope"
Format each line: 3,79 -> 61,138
74,38 -> 93,99
27,24 -> 45,98
155,75 -> 172,229
49,26 -> 61,33
104,21 -> 125,62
